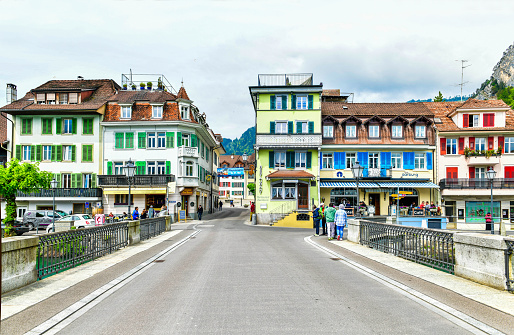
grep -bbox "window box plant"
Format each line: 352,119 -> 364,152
122,84 -> 127,90
140,83 -> 146,90
131,84 -> 136,90
147,82 -> 153,90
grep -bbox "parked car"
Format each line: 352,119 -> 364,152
23,210 -> 66,230
45,214 -> 94,233
1,220 -> 31,236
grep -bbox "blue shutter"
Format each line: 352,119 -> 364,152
320,153 -> 323,170
308,121 -> 314,134
291,95 -> 296,110
270,96 -> 276,110
269,151 -> 274,168
380,152 -> 391,168
358,152 -> 368,177
308,95 -> 313,109
334,152 -> 345,170
296,122 -> 301,134
403,152 -> 414,170
306,151 -> 312,169
270,121 -> 275,134
340,152 -> 346,170
282,95 -> 287,110
334,152 -> 340,170
288,121 -> 293,134
426,152 -> 433,170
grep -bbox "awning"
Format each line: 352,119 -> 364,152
376,181 -> 440,189
103,188 -> 166,195
320,181 -> 379,188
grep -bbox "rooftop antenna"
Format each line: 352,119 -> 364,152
455,60 -> 471,101
130,68 -> 133,86
181,78 -> 184,87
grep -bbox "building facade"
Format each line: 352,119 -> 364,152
250,74 -> 322,225
218,153 -> 255,207
427,99 -> 514,231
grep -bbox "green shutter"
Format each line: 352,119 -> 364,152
71,174 -> 78,188
15,145 -> 21,160
288,121 -> 293,134
308,95 -> 313,109
269,151 -> 274,168
270,95 -> 276,110
138,132 -> 146,149
166,161 -> 171,174
71,145 -> 76,162
51,145 -> 56,161
306,151 -> 312,169
56,118 -> 62,134
82,145 -> 92,162
30,145 -> 35,161
282,95 -> 288,110
76,174 -> 83,188
296,122 -> 301,134
125,132 -> 134,149
136,161 -> 146,175
206,149 -> 209,162
72,118 -> 77,134
177,132 -> 182,146
53,173 -> 61,188
56,145 -> 63,161
308,121 -> 314,134
286,151 -> 294,169
36,145 -> 42,161
270,121 -> 275,134
166,132 -> 174,148
91,174 -> 97,188
107,161 -> 113,175
191,134 -> 197,148
291,95 -> 296,110
82,145 -> 86,162
115,133 -> 124,149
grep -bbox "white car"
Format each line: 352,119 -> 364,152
46,214 -> 94,233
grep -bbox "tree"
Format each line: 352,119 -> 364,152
247,182 -> 256,196
0,159 -> 52,236
434,91 -> 445,102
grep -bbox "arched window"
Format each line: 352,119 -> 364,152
185,161 -> 194,177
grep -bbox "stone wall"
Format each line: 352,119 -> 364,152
2,236 -> 39,294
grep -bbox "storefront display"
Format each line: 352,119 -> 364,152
465,201 -> 500,223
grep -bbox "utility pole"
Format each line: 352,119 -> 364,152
455,60 -> 471,101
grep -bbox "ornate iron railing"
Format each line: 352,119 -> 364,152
440,178 -> 514,190
505,239 -> 514,292
140,217 -> 166,241
360,220 -> 455,274
17,188 -> 102,198
37,222 -> 128,280
97,174 -> 175,186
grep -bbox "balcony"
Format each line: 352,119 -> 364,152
17,188 -> 102,198
363,167 -> 392,178
466,156 -> 500,166
440,178 -> 514,190
176,176 -> 199,187
256,134 -> 322,148
98,174 -> 175,187
178,146 -> 198,158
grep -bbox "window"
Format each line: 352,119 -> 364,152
505,137 -> 514,153
114,162 -> 124,175
484,113 -> 495,127
276,96 -> 283,110
181,106 -> 189,119
83,174 -> 92,188
147,132 -> 156,148
121,106 -> 132,119
42,118 -> 52,134
296,95 -> 307,109
272,186 -> 283,199
115,133 -> 124,149
369,125 -> 380,138
275,121 -> 288,134
446,138 -> 457,155
182,134 -> 190,147
323,125 -> 333,138
414,153 -> 425,169
46,93 -> 56,105
125,133 -> 134,149
63,145 -> 73,161
43,145 -> 52,161
415,125 -> 426,138
69,93 -> 78,104
232,182 -> 244,188
475,138 -> 486,151
295,152 -> 306,168
157,161 -> 165,174
322,153 -> 333,169
284,183 -> 296,199
346,152 -> 356,169
201,142 -> 205,157
469,114 -> 479,127
391,125 -> 402,138
368,152 -> 379,169
147,161 -> 156,175
21,118 -> 32,135
59,93 -> 68,104
152,105 -> 163,118
275,152 -> 286,168
346,125 -> 356,138
63,119 -> 73,134
114,194 -> 133,205
185,161 -> 194,176
391,153 -> 402,169
62,174 -> 72,188
83,118 -> 93,134
475,167 -> 486,179
23,145 -> 31,161
157,132 -> 166,148
82,145 -> 93,162
297,121 -> 308,134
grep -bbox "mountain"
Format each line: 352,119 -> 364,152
473,43 -> 514,107
407,95 -> 471,103
222,126 -> 255,155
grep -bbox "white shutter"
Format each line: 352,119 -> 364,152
46,93 -> 55,100
36,93 -> 45,102
69,93 -> 78,103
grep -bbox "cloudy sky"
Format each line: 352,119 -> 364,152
1,0 -> 513,139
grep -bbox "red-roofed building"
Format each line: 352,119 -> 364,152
218,153 -> 255,206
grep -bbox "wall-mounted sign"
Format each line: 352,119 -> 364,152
401,172 -> 419,178
217,168 -> 244,176
181,188 -> 193,195
336,171 -> 343,178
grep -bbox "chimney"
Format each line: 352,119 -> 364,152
6,83 -> 17,104
77,76 -> 84,80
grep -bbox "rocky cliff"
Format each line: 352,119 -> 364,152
474,43 -> 514,100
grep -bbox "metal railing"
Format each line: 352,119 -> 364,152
258,73 -> 313,86
505,239 -> 514,292
360,220 -> 455,274
362,167 -> 392,178
140,217 -> 166,241
440,178 -> 514,190
98,174 -> 175,186
269,201 -> 297,223
17,188 -> 102,198
37,222 -> 128,280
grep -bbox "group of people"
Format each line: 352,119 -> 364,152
408,201 -> 441,216
130,205 -> 165,220
312,203 -> 348,240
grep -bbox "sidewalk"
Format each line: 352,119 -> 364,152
328,238 -> 514,316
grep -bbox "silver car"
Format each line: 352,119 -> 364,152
23,210 -> 66,230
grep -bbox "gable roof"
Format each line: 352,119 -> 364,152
322,102 -> 433,117
219,154 -> 255,170
107,90 -> 177,104
458,98 -> 510,110
387,115 -> 410,124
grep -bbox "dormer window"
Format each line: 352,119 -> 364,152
181,106 -> 190,120
121,105 -> 132,119
69,93 -> 78,104
59,93 -> 68,104
46,93 -> 56,104
369,124 -> 380,138
323,125 -> 333,138
391,124 -> 403,138
346,124 -> 356,138
415,125 -> 426,138
152,105 -> 163,119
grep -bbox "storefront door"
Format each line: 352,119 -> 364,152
297,183 -> 309,209
369,194 -> 380,215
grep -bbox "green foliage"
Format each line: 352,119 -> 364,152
464,147 -> 501,158
497,86 -> 514,108
0,159 -> 52,236
223,126 -> 255,155
247,182 -> 256,196
433,91 -> 445,102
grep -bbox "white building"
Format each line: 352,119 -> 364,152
218,153 -> 255,207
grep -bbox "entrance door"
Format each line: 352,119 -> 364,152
369,194 -> 380,215
297,184 -> 309,209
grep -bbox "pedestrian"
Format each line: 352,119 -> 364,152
324,203 -> 337,240
250,201 -> 255,214
230,200 -> 234,207
485,212 -> 492,232
321,204 -> 327,235
312,205 -> 321,236
198,205 -> 204,220
141,209 -> 148,219
219,200 -> 223,211
335,204 -> 348,240
148,205 -> 155,218
132,207 -> 139,220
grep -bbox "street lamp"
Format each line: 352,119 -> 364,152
486,167 -> 497,235
51,178 -> 58,233
125,159 -> 136,218
351,161 -> 364,218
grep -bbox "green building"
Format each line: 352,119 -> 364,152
249,74 -> 322,227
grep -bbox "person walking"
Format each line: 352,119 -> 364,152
485,212 -> 492,232
132,207 -> 139,220
198,205 -> 204,220
334,204 -> 348,240
219,201 -> 223,211
140,209 -> 148,219
320,204 -> 327,235
324,203 -> 337,240
312,205 -> 321,236
148,205 -> 155,218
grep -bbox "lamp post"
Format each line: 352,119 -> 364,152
351,161 -> 364,218
51,178 -> 58,233
125,159 -> 136,218
486,167 -> 497,235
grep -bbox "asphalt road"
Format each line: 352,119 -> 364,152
16,208 -> 478,335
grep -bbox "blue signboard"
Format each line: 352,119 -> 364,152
179,210 -> 187,222
217,167 -> 244,177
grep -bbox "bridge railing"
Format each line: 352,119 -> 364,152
140,217 -> 166,241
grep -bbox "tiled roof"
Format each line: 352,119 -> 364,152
322,89 -> 340,96
458,98 -> 510,110
322,102 -> 433,117
107,90 -> 177,104
32,79 -> 120,91
177,87 -> 190,100
267,170 -> 314,179
219,154 -> 255,169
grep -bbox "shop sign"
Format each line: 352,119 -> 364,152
181,188 -> 194,195
413,208 -> 424,216
401,172 -> 419,178
217,167 -> 244,176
